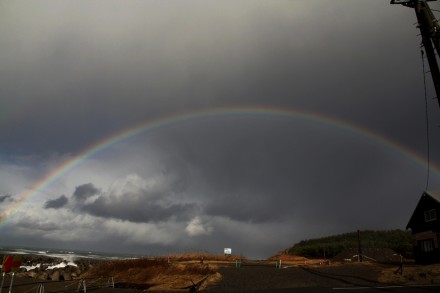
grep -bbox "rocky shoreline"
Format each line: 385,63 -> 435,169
0,254 -> 104,281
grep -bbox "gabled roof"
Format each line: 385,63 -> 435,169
406,191 -> 440,230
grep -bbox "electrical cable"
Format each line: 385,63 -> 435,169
421,49 -> 431,190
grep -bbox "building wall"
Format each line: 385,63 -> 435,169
412,231 -> 440,264
408,193 -> 440,263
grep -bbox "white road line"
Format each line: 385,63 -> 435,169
333,284 -> 439,290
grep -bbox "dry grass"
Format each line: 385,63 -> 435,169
379,263 -> 440,285
80,253 -> 225,291
268,253 -> 313,265
166,252 -> 245,262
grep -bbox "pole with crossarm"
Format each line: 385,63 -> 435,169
392,0 -> 440,109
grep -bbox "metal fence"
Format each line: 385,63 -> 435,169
0,275 -> 114,293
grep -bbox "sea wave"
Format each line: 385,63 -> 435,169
1,246 -> 141,272
0,246 -> 140,261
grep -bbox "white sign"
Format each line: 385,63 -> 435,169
224,248 -> 232,255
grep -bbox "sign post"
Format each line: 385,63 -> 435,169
1,255 -> 22,293
8,273 -> 14,293
2,255 -> 22,274
1,272 -> 5,293
224,248 -> 232,257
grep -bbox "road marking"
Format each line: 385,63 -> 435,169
333,284 -> 439,290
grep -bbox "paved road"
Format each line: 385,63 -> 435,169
228,285 -> 440,292
204,265 -> 440,293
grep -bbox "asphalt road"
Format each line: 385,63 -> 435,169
204,265 -> 440,293
226,285 -> 440,292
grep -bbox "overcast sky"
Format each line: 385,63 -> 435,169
2,0 -> 440,259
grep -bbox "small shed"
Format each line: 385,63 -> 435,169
406,191 -> 440,264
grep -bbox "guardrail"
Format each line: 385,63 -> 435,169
0,276 -> 114,293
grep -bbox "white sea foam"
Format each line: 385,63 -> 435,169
48,261 -> 77,269
21,264 -> 41,271
1,246 -> 141,262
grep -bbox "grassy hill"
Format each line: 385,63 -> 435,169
285,230 -> 412,259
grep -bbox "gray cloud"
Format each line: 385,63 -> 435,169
73,183 -> 100,201
83,196 -> 198,223
44,195 -> 68,209
0,0 -> 433,156
0,194 -> 12,203
88,172 -> 196,222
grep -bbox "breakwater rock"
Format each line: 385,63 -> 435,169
0,254 -> 104,281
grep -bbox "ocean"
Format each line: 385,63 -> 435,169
0,246 -> 141,260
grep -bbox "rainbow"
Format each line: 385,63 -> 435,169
0,106 -> 435,227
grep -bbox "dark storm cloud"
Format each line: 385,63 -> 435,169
73,183 -> 99,201
83,195 -> 198,223
150,116 -> 430,229
44,195 -> 68,209
0,194 -> 12,203
72,169 -> 196,222
77,174 -> 197,222
0,0 -> 432,156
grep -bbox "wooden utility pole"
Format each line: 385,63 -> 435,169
392,0 -> 440,109
357,230 -> 363,262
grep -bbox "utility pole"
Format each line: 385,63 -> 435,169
392,0 -> 440,109
357,230 -> 363,262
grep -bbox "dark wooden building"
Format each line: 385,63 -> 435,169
406,191 -> 440,264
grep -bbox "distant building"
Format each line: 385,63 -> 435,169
406,191 -> 440,264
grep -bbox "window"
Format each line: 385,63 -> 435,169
424,209 -> 437,222
419,239 -> 434,253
